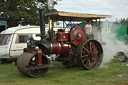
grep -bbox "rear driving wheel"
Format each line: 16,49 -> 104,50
77,40 -> 103,69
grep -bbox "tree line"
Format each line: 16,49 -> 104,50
0,0 -> 58,27
115,18 -> 128,25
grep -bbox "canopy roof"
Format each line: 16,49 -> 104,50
45,11 -> 111,22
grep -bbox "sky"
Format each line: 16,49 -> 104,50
55,0 -> 128,21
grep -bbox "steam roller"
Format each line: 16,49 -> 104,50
16,10 -> 104,78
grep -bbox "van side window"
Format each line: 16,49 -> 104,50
0,34 -> 11,45
16,35 -> 31,43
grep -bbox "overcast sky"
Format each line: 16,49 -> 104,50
55,0 -> 128,21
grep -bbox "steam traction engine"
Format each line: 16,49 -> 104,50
17,11 -> 110,78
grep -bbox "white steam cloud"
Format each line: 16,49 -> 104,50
100,22 -> 128,67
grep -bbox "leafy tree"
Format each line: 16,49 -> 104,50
0,0 -> 57,27
115,18 -> 128,25
119,18 -> 128,24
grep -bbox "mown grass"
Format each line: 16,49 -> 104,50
0,60 -> 128,85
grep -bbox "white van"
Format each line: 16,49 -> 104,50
0,26 -> 42,60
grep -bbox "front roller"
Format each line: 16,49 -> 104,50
17,52 -> 50,78
76,39 -> 103,70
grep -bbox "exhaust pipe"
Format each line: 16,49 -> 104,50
39,10 -> 45,39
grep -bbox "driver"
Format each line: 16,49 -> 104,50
84,20 -> 93,39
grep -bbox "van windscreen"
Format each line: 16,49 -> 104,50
0,34 -> 11,45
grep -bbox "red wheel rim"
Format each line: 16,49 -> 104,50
77,40 -> 103,69
82,41 -> 100,69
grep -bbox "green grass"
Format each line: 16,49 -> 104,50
0,61 -> 128,85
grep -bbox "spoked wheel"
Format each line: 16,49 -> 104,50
17,52 -> 50,78
76,39 -> 103,70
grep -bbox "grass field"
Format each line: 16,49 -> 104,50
0,60 -> 128,85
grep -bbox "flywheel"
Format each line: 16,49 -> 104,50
70,26 -> 86,46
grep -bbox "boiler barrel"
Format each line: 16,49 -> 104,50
51,42 -> 71,54
36,41 -> 71,54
